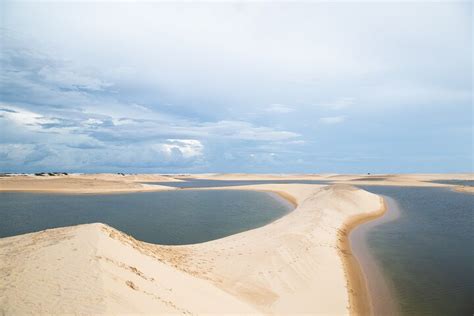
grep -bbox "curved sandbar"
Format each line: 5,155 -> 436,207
0,183 -> 383,314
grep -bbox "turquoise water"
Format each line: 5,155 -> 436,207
0,190 -> 293,245
360,186 -> 474,316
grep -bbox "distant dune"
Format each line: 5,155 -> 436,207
0,173 -> 177,193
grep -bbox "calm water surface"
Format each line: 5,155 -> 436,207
158,181 -> 474,315
360,186 -> 474,316
1,180 -> 472,315
428,179 -> 474,186
145,179 -> 331,188
0,190 -> 293,245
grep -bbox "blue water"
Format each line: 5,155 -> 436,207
360,186 -> 474,316
0,190 -> 293,245
148,180 -> 474,315
428,179 -> 474,186
145,179 -> 331,188
1,180 -> 472,315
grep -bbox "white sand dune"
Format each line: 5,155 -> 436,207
2,172 -> 471,192
0,184 -> 383,315
190,173 -> 474,188
0,223 -> 259,314
0,175 -> 175,193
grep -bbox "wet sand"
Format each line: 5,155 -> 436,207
349,196 -> 400,315
338,198 -> 387,315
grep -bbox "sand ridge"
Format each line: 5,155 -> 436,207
0,224 -> 260,314
1,172 -> 472,192
188,172 -> 474,188
0,174 -> 176,193
1,173 -> 471,314
0,183 -> 383,315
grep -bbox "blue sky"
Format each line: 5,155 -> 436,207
0,1 -> 472,173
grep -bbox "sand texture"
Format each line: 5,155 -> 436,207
190,173 -> 473,188
0,184 -> 382,315
0,174 -> 174,193
1,173 -> 471,314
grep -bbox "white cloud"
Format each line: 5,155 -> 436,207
0,2 -> 470,172
84,118 -> 104,126
319,97 -> 355,110
319,116 -> 346,124
287,140 -> 306,145
200,120 -> 300,141
1,103 -> 300,146
0,105 -> 58,128
265,104 -> 295,114
161,139 -> 204,159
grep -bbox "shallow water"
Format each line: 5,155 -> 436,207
360,186 -> 474,316
428,179 -> 474,186
350,196 -> 401,315
0,190 -> 293,245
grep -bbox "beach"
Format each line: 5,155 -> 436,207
0,173 -> 472,314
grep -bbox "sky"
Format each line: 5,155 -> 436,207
0,1 -> 472,173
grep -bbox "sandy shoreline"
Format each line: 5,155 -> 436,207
350,196 -> 402,316
338,197 -> 387,315
2,172 -> 471,192
0,181 -> 381,314
188,185 -> 382,314
0,173 -> 472,314
454,185 -> 474,194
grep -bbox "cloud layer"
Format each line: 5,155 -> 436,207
0,1 -> 472,173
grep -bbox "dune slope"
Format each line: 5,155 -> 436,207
0,184 -> 383,315
0,223 -> 259,314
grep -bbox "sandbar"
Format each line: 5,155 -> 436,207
1,173 -> 472,314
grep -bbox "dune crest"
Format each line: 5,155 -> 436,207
0,223 -> 259,314
0,184 -> 383,315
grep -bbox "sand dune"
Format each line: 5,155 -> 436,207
0,184 -> 383,315
72,173 -> 184,182
0,175 -> 175,193
1,172 -> 472,192
187,173 -> 473,189
189,173 -> 474,193
2,173 -> 470,314
0,223 -> 258,314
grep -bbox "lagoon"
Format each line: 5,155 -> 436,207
145,178 -> 331,188
359,186 -> 474,315
148,180 -> 474,315
0,190 -> 293,245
